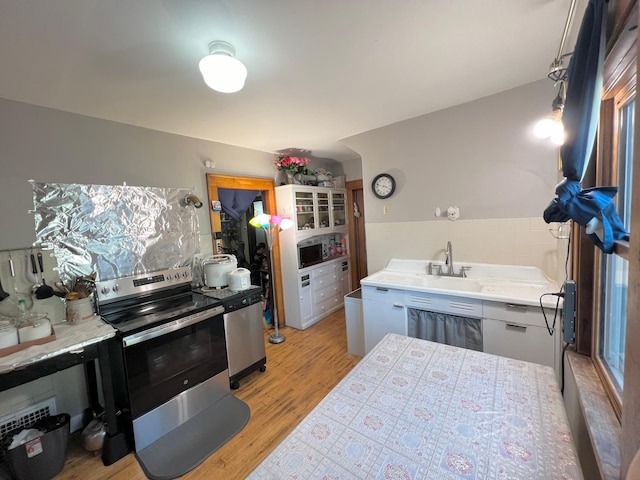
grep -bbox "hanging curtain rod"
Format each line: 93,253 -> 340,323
556,0 -> 578,61
548,0 -> 578,81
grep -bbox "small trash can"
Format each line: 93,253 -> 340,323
2,413 -> 70,480
344,288 -> 364,357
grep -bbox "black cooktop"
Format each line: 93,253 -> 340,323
99,286 -> 223,335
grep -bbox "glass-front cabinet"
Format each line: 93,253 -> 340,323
317,192 -> 330,229
294,190 -> 315,230
284,186 -> 347,235
331,192 -> 346,227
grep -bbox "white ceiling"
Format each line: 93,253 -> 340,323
0,0 -> 586,162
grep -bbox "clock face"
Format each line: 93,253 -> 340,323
372,174 -> 396,199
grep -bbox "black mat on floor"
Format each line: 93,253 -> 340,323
135,393 -> 250,480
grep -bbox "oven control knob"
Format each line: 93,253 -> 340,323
101,287 -> 110,295
174,273 -> 180,279
182,272 -> 188,278
112,284 -> 120,292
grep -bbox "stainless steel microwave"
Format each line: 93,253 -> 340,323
299,244 -> 323,268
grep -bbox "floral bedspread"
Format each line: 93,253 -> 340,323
248,333 -> 583,479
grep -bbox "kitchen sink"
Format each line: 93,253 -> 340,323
367,271 -> 482,293
362,259 -> 561,308
416,274 -> 482,292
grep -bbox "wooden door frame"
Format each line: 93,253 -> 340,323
346,179 -> 366,289
206,173 -> 285,327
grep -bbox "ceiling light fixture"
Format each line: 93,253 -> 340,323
198,40 -> 247,93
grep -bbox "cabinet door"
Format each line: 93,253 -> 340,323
316,191 -> 330,231
294,190 -> 315,231
299,273 -> 314,325
483,318 -> 555,369
340,260 -> 351,296
362,287 -> 406,354
331,192 -> 346,227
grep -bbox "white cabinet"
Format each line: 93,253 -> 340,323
362,286 -> 406,352
298,272 -> 314,326
361,287 -> 561,381
276,185 -> 350,330
277,185 -> 348,239
284,259 -> 350,330
331,191 -> 346,228
482,301 -> 559,376
340,260 -> 350,297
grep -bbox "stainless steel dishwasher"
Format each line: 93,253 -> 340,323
198,286 -> 266,389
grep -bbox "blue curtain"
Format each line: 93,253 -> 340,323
218,188 -> 259,232
543,0 -> 629,253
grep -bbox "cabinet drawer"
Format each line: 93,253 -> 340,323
362,286 -> 404,305
317,295 -> 341,315
483,301 -> 555,328
405,291 -> 482,318
483,318 -> 555,369
313,263 -> 339,278
314,271 -> 339,289
314,283 -> 340,304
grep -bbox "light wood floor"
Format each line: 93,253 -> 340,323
58,308 -> 361,479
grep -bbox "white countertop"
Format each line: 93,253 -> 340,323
0,317 -> 116,374
360,259 -> 563,308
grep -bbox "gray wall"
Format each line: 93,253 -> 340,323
0,97 -> 275,250
0,97 -> 276,430
341,79 -> 560,224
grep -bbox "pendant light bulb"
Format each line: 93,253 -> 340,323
534,117 -> 558,139
199,41 -> 247,93
534,81 -> 566,144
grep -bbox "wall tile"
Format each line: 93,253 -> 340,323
367,217 -> 561,280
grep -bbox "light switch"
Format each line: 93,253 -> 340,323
383,205 -> 390,215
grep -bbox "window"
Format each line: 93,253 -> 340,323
591,24 -> 636,416
598,97 -> 634,395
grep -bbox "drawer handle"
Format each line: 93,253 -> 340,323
505,323 -> 527,331
69,348 -> 85,354
505,303 -> 528,310
393,304 -> 404,308
376,287 -> 389,292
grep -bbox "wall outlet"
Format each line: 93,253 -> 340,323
383,205 -> 390,215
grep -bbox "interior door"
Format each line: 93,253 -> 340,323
346,180 -> 367,289
206,174 -> 285,327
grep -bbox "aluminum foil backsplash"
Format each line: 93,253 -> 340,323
32,182 -> 201,283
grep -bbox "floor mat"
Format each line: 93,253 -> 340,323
135,393 -> 250,480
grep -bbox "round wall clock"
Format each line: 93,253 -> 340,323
371,173 -> 396,199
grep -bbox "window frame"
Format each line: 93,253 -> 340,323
587,11 -> 637,420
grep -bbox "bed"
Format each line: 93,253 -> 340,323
248,333 -> 582,479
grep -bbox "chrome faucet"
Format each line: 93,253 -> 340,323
445,241 -> 453,275
428,242 -> 470,277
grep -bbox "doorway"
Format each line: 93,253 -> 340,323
346,179 -> 368,289
205,174 -> 285,327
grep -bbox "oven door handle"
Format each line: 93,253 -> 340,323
122,306 -> 225,348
